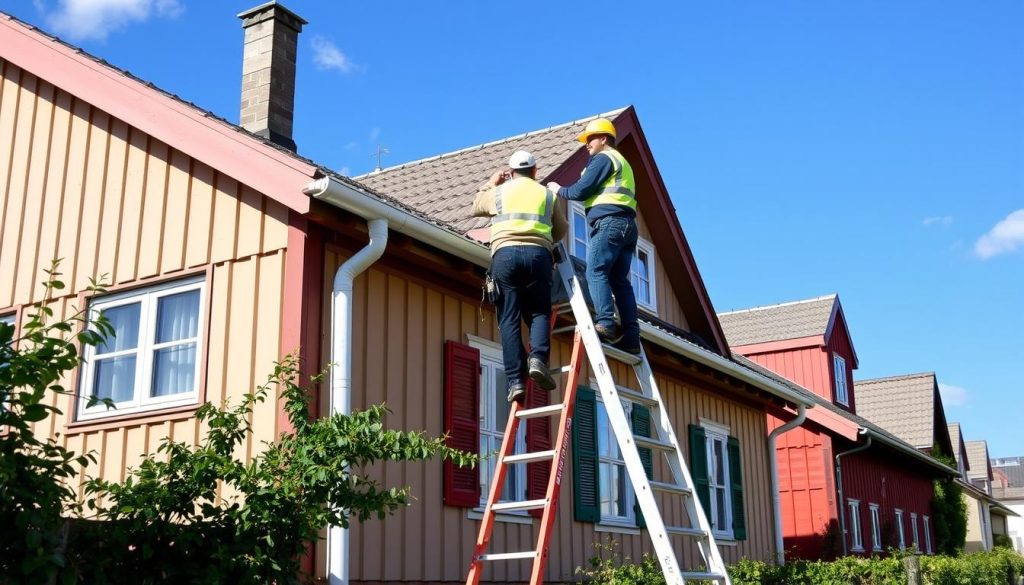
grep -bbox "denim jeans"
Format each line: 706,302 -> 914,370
490,245 -> 553,389
586,215 -> 639,346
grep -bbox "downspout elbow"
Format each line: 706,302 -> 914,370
768,405 -> 807,565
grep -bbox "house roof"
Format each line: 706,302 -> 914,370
948,423 -> 970,471
356,109 -> 625,234
718,294 -> 838,347
965,440 -> 992,481
992,457 -> 1024,487
732,355 -> 957,476
854,372 -> 942,450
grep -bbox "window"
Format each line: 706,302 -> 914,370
1,313 -> 14,411
704,423 -> 733,538
474,341 -> 526,508
870,503 -> 882,551
567,202 -> 656,311
597,397 -> 635,524
895,509 -> 906,550
911,513 -> 920,550
923,515 -> 932,553
833,354 -> 849,405
848,499 -> 863,551
78,278 -> 204,420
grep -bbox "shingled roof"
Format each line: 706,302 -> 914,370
965,440 -> 992,482
717,295 -> 838,347
356,108 -> 627,235
855,372 -> 942,450
948,423 -> 969,472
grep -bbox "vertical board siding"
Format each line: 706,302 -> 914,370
0,62 -> 290,489
635,212 -> 689,331
824,313 -> 857,413
747,347 -> 831,402
323,250 -> 777,584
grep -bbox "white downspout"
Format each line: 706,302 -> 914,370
835,429 -> 872,557
327,218 -> 388,585
767,405 -> 807,565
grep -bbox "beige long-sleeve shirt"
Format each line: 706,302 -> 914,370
472,177 -> 568,255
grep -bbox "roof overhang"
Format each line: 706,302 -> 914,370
732,335 -> 826,355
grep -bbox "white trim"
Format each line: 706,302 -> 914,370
77,277 -> 204,421
895,508 -> 906,550
594,523 -> 641,536
470,339 -> 527,508
702,423 -> 733,539
568,201 -> 588,261
833,353 -> 849,406
632,237 -> 657,312
465,334 -> 501,351
869,503 -> 882,551
911,512 -> 920,550
923,515 -> 932,553
467,509 -> 533,525
699,418 -> 731,437
847,499 -> 864,552
596,395 -> 636,526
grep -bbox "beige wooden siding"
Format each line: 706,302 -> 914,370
324,249 -> 773,583
0,61 -> 291,487
636,212 -> 689,331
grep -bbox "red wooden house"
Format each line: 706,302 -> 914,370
719,295 -> 957,559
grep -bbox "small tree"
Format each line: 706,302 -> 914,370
0,264 -> 111,583
81,355 -> 475,584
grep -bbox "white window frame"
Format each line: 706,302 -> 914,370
848,499 -> 864,551
911,512 -> 920,550
567,202 -> 657,312
701,419 -> 734,539
78,277 -> 204,421
895,509 -> 906,550
923,515 -> 932,553
833,353 -> 849,406
0,313 -> 14,327
869,503 -> 882,551
470,338 -> 527,511
596,393 -> 636,526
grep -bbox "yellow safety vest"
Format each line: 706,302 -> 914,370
491,177 -> 556,242
583,148 -> 637,211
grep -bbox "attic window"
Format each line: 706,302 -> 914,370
833,354 -> 849,406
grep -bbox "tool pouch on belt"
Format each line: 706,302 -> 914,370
484,273 -> 499,304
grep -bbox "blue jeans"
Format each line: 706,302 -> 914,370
587,215 -> 639,346
491,245 -> 553,389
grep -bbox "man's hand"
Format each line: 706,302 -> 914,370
490,170 -> 508,187
547,181 -> 561,193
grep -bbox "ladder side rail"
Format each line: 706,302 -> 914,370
554,256 -> 686,585
466,401 -> 526,585
528,330 -> 586,585
634,358 -> 731,583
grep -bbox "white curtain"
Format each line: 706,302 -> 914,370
94,303 -> 141,403
152,290 -> 199,397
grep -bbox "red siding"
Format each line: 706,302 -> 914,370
746,347 -> 832,402
824,311 -> 857,413
841,451 -> 935,553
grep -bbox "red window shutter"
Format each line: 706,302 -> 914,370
444,340 -> 480,508
525,380 -> 551,518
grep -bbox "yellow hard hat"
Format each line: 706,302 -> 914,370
577,118 -> 617,143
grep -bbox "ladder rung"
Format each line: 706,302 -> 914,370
680,571 -> 727,580
490,498 -> 548,513
554,302 -> 573,314
555,365 -> 573,374
601,343 -> 642,365
516,404 -> 563,419
615,384 -> 659,408
665,525 -> 708,538
552,325 -> 577,335
649,480 -> 691,496
477,551 -> 538,561
504,450 -> 556,464
634,435 -> 677,452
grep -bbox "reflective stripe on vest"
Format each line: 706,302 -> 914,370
583,148 -> 637,210
491,178 -> 555,241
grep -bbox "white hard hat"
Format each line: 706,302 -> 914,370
508,150 -> 536,170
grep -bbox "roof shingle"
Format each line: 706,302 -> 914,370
965,440 -> 991,481
717,295 -> 837,347
855,372 -> 938,449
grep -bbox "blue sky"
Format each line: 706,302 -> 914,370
8,1 -> 1022,456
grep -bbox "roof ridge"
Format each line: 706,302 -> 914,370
855,371 -> 936,385
717,294 -> 837,316
354,107 -> 629,178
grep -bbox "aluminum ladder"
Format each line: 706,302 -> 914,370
465,243 -> 730,585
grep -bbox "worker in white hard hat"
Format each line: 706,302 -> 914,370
548,117 -> 641,355
473,150 -> 568,403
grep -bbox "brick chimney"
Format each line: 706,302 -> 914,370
237,1 -> 306,151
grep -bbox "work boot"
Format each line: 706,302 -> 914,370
615,338 -> 643,356
506,383 -> 526,403
595,322 -> 622,344
528,356 -> 557,391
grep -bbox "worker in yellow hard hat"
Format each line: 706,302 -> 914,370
548,117 -> 641,354
473,150 -> 569,403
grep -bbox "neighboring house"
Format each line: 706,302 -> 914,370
854,373 -> 956,460
959,439 -> 1003,552
0,5 -> 820,584
948,423 -> 971,479
993,485 -> 1024,554
719,296 -> 956,560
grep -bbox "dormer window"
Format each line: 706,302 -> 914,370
833,354 -> 849,406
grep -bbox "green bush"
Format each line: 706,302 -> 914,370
921,548 -> 1024,585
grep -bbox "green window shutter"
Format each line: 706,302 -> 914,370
688,424 -> 711,516
573,386 -> 600,523
728,435 -> 746,540
631,404 -> 653,528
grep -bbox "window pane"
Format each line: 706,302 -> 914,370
715,486 -> 727,529
613,464 -> 627,516
96,303 -> 141,354
494,372 -> 510,431
93,355 -> 137,403
714,439 -> 726,484
600,463 -> 627,518
597,402 -> 611,457
151,343 -> 196,396
600,462 -> 614,516
156,290 -> 200,343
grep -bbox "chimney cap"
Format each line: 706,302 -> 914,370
237,1 -> 308,28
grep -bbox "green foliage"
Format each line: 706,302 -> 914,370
993,533 -> 1014,549
576,539 -> 666,585
921,548 -> 1024,585
932,452 -> 968,555
80,354 -> 476,584
0,262 -> 111,583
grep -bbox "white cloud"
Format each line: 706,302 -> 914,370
974,209 -> 1024,260
923,216 -> 953,227
40,0 -> 183,42
939,383 -> 969,407
311,36 -> 355,73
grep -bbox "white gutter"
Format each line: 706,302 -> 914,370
767,405 -> 807,565
861,429 -> 959,476
835,429 -> 872,556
